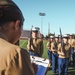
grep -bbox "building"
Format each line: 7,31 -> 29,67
20,30 -> 41,40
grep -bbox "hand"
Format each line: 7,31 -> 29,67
74,50 -> 75,52
28,47 -> 31,50
61,52 -> 65,56
32,63 -> 38,74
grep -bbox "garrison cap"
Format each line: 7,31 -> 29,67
32,27 -> 39,32
0,0 -> 24,25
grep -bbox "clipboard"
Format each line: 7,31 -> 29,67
30,56 -> 49,75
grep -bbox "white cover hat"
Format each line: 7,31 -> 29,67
63,34 -> 68,38
55,35 -> 59,38
69,33 -> 74,36
32,27 -> 38,31
50,36 -> 54,38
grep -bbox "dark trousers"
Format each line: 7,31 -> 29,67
58,58 -> 69,75
52,53 -> 58,73
71,54 -> 75,65
71,47 -> 75,65
48,50 -> 52,62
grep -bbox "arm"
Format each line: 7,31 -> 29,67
46,42 -> 51,50
20,49 -> 35,75
72,39 -> 75,47
58,43 -> 62,55
58,43 -> 65,55
7,47 -> 35,75
7,53 -> 22,75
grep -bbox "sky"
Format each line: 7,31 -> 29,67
14,0 -> 75,36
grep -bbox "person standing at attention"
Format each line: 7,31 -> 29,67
27,27 -> 44,57
68,34 -> 75,66
58,34 -> 71,75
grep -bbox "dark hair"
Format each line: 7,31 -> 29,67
0,0 -> 24,26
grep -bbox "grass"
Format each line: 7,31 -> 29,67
20,40 -> 75,75
19,40 -> 28,49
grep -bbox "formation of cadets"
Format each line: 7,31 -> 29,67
46,34 -> 75,75
27,26 -> 75,75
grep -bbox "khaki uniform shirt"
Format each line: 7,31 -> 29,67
68,39 -> 75,47
51,42 -> 59,53
0,35 -> 35,75
27,38 -> 43,57
58,43 -> 71,58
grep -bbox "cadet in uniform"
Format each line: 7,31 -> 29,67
0,0 -> 35,75
46,36 -> 54,66
27,27 -> 43,57
68,34 -> 75,65
58,34 -> 71,75
51,35 -> 59,73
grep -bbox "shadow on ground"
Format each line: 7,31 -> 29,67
68,65 -> 75,75
46,65 -> 75,75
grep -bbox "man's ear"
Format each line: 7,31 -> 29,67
14,20 -> 20,30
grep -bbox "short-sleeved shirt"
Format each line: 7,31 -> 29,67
68,39 -> 75,47
58,43 -> 71,58
27,38 -> 43,57
51,42 -> 59,53
0,38 -> 35,75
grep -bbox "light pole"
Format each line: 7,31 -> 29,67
39,12 -> 46,34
